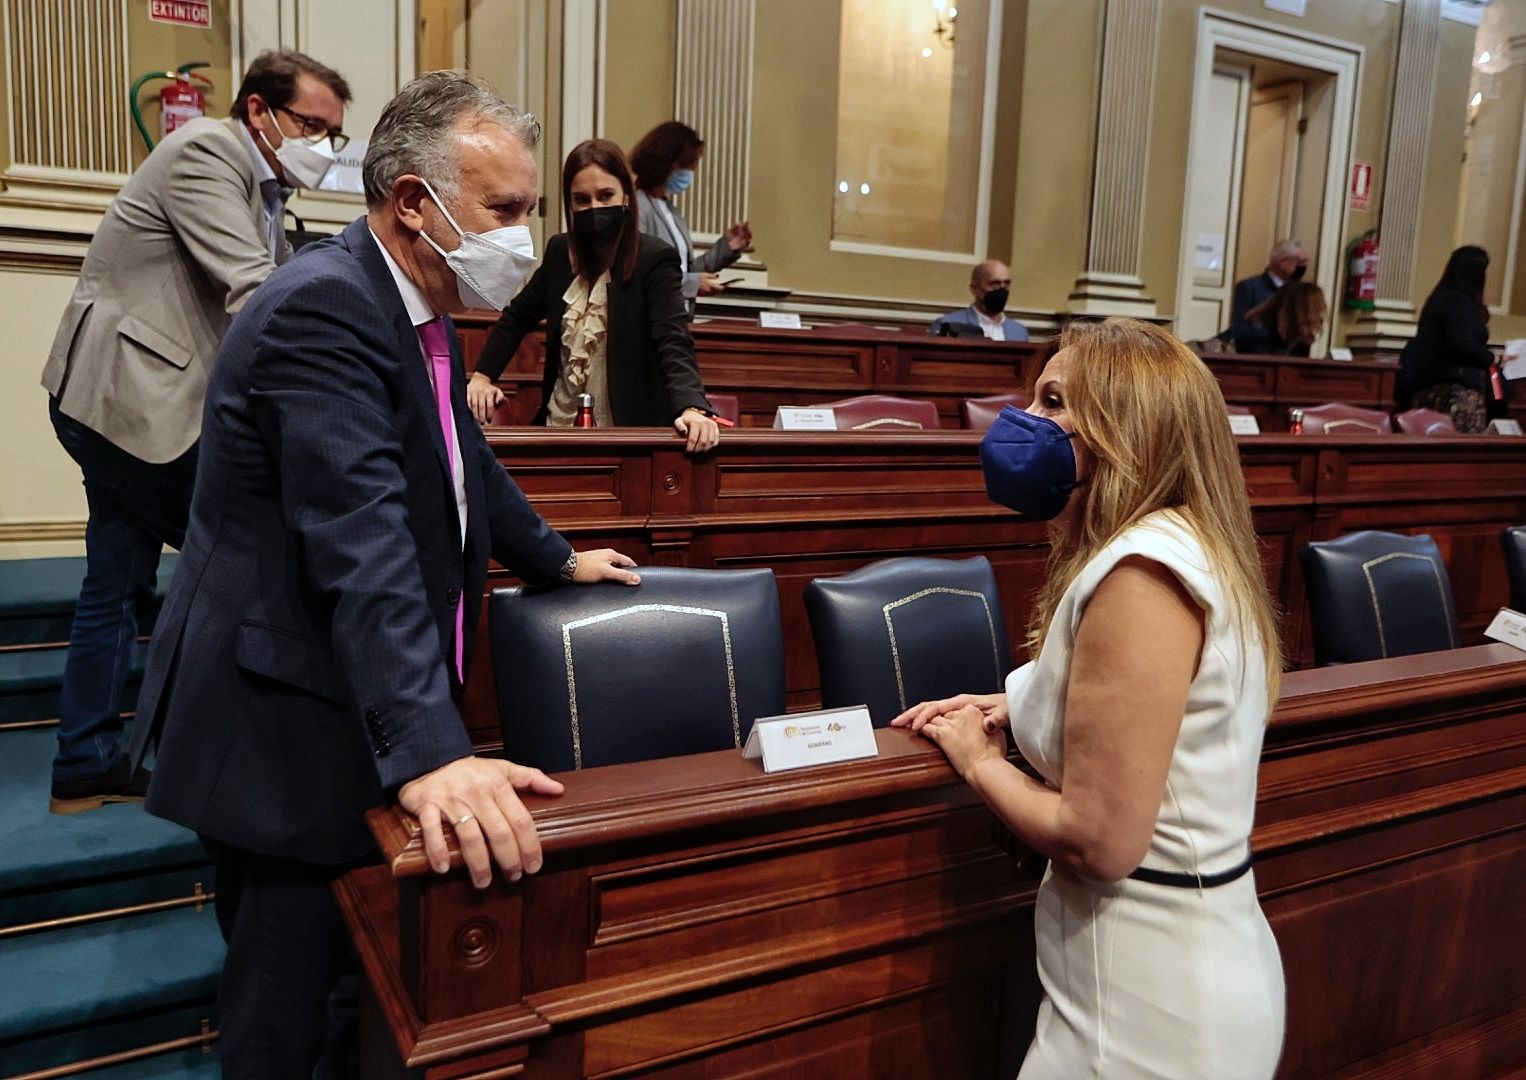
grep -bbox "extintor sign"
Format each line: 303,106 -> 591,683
150,1 -> 211,28
1350,161 -> 1372,212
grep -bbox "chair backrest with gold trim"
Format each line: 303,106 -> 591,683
490,567 -> 785,771
1296,403 -> 1394,435
1298,531 -> 1459,665
810,395 -> 942,431
804,556 -> 1012,727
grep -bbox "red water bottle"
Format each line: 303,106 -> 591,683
575,393 -> 596,428
1490,360 -> 1506,402
1288,407 -> 1305,435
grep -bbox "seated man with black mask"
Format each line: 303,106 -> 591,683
931,259 -> 1029,342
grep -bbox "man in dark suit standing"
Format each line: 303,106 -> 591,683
1219,239 -> 1307,353
132,71 -> 640,1078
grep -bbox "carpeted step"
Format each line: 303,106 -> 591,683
0,729 -> 208,928
0,554 -> 178,647
0,905 -> 223,1069
0,644 -> 145,728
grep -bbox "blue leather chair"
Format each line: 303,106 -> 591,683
490,567 -> 785,772
804,556 -> 1011,727
1298,531 -> 1459,665
1503,526 -> 1526,612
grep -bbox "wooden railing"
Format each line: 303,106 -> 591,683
342,644 -> 1526,1079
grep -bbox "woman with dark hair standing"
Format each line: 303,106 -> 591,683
1398,245 -> 1496,433
469,139 -> 720,452
630,120 -> 751,304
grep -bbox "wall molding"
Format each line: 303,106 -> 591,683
0,521 -> 86,543
1178,10 -> 1363,352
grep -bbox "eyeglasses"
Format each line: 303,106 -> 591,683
276,105 -> 349,152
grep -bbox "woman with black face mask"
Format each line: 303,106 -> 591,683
470,139 -> 720,452
1396,245 -> 1497,432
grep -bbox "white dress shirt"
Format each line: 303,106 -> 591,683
369,229 -> 468,548
973,305 -> 1009,342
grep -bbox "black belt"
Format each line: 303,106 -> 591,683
1127,855 -> 1253,889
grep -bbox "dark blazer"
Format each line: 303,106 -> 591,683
1397,286 -> 1494,404
131,217 -> 574,865
1225,271 -> 1279,353
476,233 -> 711,425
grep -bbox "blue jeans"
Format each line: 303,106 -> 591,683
48,397 -> 196,782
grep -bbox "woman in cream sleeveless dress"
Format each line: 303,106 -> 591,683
896,319 -> 1285,1079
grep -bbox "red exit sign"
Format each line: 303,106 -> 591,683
150,1 -> 211,28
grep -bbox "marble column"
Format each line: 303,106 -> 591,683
1348,0 -> 1443,352
674,0 -> 755,239
1067,0 -> 1163,318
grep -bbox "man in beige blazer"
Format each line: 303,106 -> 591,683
40,49 -> 350,812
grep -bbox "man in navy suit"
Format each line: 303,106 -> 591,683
930,260 -> 1029,342
1219,239 -> 1307,353
132,71 -> 640,1078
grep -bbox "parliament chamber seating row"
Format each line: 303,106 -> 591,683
450,428 -> 1526,747
487,559 -> 1010,774
454,314 -> 1526,432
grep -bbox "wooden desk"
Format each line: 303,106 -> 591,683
451,315 -> 1396,431
457,430 -> 1526,744
340,644 -> 1526,1079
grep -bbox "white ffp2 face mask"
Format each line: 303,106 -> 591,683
257,125 -> 336,190
417,179 -> 537,312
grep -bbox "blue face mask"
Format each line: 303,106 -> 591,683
979,405 -> 1078,521
666,168 -> 695,196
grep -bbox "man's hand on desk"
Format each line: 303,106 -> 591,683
467,370 -> 505,426
398,756 -> 565,889
572,548 -> 642,585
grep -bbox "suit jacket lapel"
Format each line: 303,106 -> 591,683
343,218 -> 455,487
446,316 -> 488,563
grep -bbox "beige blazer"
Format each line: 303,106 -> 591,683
41,117 -> 290,463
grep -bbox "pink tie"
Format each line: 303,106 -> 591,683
417,318 -> 465,682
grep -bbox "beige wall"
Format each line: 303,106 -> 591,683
0,0 -> 1507,557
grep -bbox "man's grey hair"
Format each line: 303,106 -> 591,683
362,70 -> 541,207
1270,238 -> 1305,262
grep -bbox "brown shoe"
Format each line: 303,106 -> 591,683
49,756 -> 151,814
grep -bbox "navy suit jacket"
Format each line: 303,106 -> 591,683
1225,271 -> 1279,353
133,217 -> 574,865
929,306 -> 1030,342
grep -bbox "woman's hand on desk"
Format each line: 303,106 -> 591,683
467,371 -> 505,425
920,705 -> 1009,781
675,408 -> 721,453
891,692 -> 1009,735
398,756 -> 565,889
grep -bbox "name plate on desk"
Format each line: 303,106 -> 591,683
742,705 -> 878,773
1228,414 -> 1261,435
1487,418 -> 1523,436
774,406 -> 838,430
1327,347 -> 1354,361
1485,608 -> 1526,650
759,312 -> 803,330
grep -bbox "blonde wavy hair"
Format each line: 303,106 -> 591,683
1026,318 -> 1282,706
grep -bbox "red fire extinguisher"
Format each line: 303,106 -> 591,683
130,62 -> 212,152
1345,230 -> 1380,311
